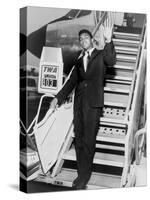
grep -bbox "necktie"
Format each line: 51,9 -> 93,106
84,51 -> 90,72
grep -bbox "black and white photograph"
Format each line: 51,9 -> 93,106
19,6 -> 147,193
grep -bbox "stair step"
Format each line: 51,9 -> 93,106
107,68 -> 134,80
116,54 -> 137,62
36,168 -> 121,188
106,75 -> 132,81
113,38 -> 140,45
112,64 -> 134,70
104,87 -> 129,94
104,92 -> 129,108
98,124 -> 126,135
115,46 -> 138,54
100,117 -> 125,125
105,82 -> 130,92
114,60 -> 135,69
97,131 -> 125,144
104,101 -> 127,108
96,144 -> 125,151
72,128 -> 126,144
100,120 -> 127,128
106,79 -> 131,84
54,168 -> 121,188
63,148 -> 124,167
113,31 -> 141,40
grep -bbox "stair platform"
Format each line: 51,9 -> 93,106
36,168 -> 122,189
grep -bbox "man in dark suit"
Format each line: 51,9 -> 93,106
50,18 -> 116,189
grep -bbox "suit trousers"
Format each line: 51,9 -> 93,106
73,93 -> 102,182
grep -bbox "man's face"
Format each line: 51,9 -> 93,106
79,33 -> 93,50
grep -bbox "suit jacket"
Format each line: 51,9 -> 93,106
56,41 -> 116,108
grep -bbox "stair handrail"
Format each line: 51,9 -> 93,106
125,17 -> 147,120
135,122 -> 146,165
121,22 -> 147,186
92,11 -> 108,37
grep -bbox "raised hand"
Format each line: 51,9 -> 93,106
103,12 -> 114,43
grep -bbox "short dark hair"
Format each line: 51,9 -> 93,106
78,29 -> 93,39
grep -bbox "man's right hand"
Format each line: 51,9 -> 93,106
49,98 -> 58,111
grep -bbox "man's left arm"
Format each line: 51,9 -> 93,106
103,41 -> 116,66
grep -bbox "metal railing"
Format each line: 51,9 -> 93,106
135,122 -> 146,165
92,12 -> 107,37
125,18 -> 146,120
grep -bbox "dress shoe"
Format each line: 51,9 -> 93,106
73,178 -> 89,190
72,176 -> 80,187
74,181 -> 87,190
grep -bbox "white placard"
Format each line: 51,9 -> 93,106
38,47 -> 63,95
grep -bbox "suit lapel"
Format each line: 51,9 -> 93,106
77,55 -> 86,75
88,49 -> 99,65
86,48 -> 99,72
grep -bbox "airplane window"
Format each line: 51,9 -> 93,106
77,10 -> 92,18
65,9 -> 80,19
